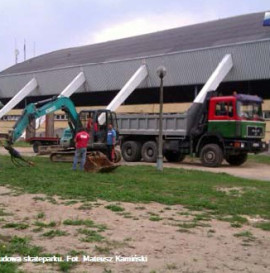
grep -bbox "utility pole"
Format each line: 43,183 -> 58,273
156,66 -> 167,171
14,39 -> 19,64
24,39 -> 26,61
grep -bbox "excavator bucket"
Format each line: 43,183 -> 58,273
1,142 -> 34,167
84,151 -> 119,173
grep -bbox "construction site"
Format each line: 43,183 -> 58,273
0,12 -> 270,139
0,9 -> 270,273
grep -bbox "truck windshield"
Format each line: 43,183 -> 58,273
237,101 -> 263,120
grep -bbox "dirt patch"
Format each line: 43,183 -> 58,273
215,186 -> 258,197
0,186 -> 270,273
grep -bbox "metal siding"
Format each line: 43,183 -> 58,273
1,40 -> 270,98
2,12 -> 269,76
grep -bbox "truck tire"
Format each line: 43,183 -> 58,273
225,153 -> 248,166
164,152 -> 185,162
141,141 -> 157,162
121,141 -> 141,162
33,141 -> 42,153
114,150 -> 122,163
200,144 -> 223,167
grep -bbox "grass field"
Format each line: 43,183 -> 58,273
0,155 -> 270,219
1,154 -> 270,273
13,141 -> 31,148
248,154 -> 270,164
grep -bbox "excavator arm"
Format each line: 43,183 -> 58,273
8,96 -> 81,145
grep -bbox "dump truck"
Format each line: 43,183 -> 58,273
27,136 -> 60,153
118,91 -> 268,167
6,96 -> 121,164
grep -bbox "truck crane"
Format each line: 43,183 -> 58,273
5,96 -> 121,165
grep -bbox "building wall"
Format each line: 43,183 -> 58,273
1,101 -> 269,141
1,39 -> 270,99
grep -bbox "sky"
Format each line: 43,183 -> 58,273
0,0 -> 269,71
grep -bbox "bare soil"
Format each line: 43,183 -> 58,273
0,186 -> 270,273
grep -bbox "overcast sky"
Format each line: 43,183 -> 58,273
0,0 -> 269,71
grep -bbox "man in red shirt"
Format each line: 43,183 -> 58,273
72,128 -> 90,170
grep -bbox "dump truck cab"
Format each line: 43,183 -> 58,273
194,93 -> 267,167
208,94 -> 266,141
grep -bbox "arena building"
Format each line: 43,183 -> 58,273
0,11 -> 270,140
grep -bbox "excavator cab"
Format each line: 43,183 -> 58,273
52,109 -> 121,171
79,109 -> 119,147
77,109 -> 120,172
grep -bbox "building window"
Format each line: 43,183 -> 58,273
263,111 -> 270,120
54,114 -> 67,121
0,115 -> 20,121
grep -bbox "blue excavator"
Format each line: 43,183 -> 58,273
3,96 -> 121,170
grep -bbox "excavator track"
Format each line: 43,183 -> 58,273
50,150 -> 77,162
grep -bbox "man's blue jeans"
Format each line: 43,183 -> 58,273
72,148 -> 87,170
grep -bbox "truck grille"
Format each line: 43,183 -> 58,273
247,126 -> 263,137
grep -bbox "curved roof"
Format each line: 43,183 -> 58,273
1,12 -> 269,75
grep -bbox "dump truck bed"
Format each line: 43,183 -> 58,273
117,113 -> 187,137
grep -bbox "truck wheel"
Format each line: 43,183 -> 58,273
141,141 -> 157,162
200,144 -> 223,167
225,153 -> 248,166
121,141 -> 141,162
164,152 -> 185,162
33,141 -> 42,153
114,150 -> 122,163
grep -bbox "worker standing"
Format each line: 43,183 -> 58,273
72,128 -> 90,170
107,124 -> 116,161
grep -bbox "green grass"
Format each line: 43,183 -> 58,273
0,209 -> 12,216
94,245 -> 111,254
254,221 -> 270,231
2,222 -> 29,230
149,216 -> 162,221
78,229 -> 104,242
1,155 -> 270,222
36,212 -> 45,219
234,230 -> 256,242
13,141 -> 31,148
248,154 -> 270,165
193,212 -> 212,221
177,222 -> 199,229
0,235 -> 42,273
58,261 -> 74,273
217,215 -> 248,225
63,219 -> 93,226
34,221 -> 56,228
63,219 -> 107,231
0,234 -> 78,273
42,229 -> 68,238
105,204 -> 125,212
